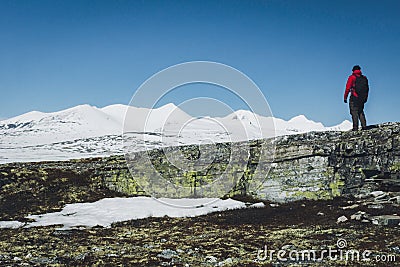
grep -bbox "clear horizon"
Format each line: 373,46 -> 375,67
1,0 -> 399,125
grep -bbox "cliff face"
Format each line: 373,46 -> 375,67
260,123 -> 400,202
120,122 -> 400,202
1,123 -> 399,210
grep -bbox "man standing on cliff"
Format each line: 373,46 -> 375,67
344,65 -> 369,131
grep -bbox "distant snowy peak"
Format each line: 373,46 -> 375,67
286,115 -> 325,131
0,103 -> 352,136
0,104 -> 124,148
288,115 -> 310,123
3,110 -> 47,124
230,110 -> 257,120
100,104 -> 129,124
154,103 -> 178,112
327,120 -> 353,131
288,115 -> 322,126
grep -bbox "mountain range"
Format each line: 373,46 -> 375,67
0,104 -> 351,164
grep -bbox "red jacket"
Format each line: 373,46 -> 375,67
344,69 -> 362,100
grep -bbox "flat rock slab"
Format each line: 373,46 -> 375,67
372,215 -> 400,226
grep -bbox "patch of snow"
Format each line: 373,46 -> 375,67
0,221 -> 25,229
249,202 -> 266,208
0,197 -> 246,230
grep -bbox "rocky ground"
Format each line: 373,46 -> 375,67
0,198 -> 399,266
0,166 -> 399,266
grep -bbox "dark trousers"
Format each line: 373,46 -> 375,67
349,99 -> 367,130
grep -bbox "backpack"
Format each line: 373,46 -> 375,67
353,75 -> 369,104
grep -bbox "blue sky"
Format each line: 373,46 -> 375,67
1,0 -> 399,126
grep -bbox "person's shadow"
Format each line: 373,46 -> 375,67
364,125 -> 379,130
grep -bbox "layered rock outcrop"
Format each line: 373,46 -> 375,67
1,123 -> 399,205
261,123 -> 399,202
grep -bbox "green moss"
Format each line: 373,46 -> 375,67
114,175 -> 140,195
323,168 -> 334,178
110,174 -> 118,182
292,190 -> 332,200
329,179 -> 345,197
290,174 -> 342,200
323,167 -> 344,197
38,169 -> 48,180
390,162 -> 400,172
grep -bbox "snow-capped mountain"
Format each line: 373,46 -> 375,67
1,104 -> 121,144
0,104 -> 351,163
